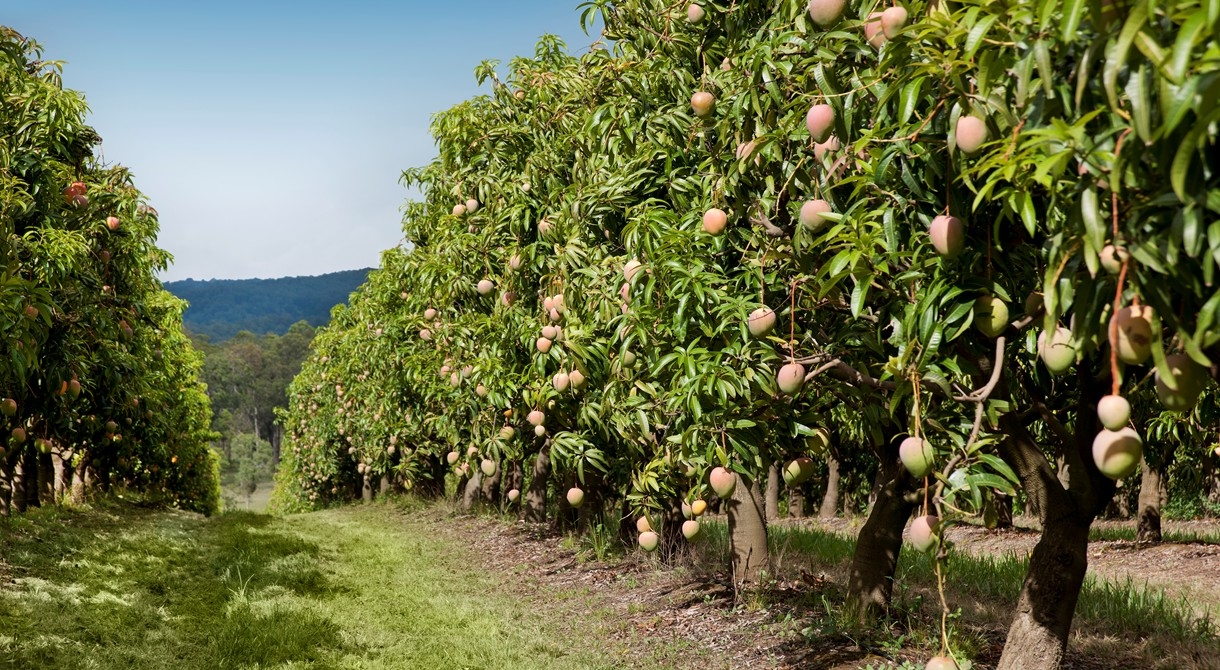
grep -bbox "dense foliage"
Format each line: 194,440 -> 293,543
0,27 -> 220,515
193,321 -> 314,461
167,269 -> 369,341
276,1 -> 1218,667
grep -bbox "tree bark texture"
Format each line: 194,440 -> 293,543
788,483 -> 805,518
999,513 -> 1092,670
525,448 -> 550,522
415,454 -> 446,499
819,453 -> 841,519
506,460 -> 523,515
1136,460 -> 1166,544
480,462 -> 502,508
1207,455 -> 1220,509
995,372 -> 1114,670
69,452 -> 90,505
764,461 -> 780,521
460,471 -> 483,511
727,473 -> 768,586
0,460 -> 12,517
847,453 -> 916,619
19,447 -> 38,510
993,492 -> 1014,529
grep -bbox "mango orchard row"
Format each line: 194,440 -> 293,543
1,27 -> 219,515
275,2 -> 1219,668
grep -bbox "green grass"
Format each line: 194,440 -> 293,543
0,499 -> 645,670
1088,524 -> 1220,544
221,478 -> 275,513
695,518 -> 1216,644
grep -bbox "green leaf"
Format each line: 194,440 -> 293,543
1126,64 -> 1152,142
898,78 -> 924,126
850,277 -> 871,318
966,14 -> 1000,59
1104,4 -> 1149,111
1168,10 -> 1207,84
967,472 -> 1017,496
977,453 -> 1020,487
1081,188 -> 1105,251
1018,192 -> 1037,236
1170,111 -> 1219,201
1060,0 -> 1087,39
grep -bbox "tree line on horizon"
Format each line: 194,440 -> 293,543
166,269 -> 369,342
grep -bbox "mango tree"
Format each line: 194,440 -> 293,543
1,26 -> 219,515
275,1 -> 1219,668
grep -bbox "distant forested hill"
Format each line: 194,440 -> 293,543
165,269 -> 370,342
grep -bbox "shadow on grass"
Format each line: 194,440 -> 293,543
210,602 -> 342,668
693,517 -> 1220,669
0,502 -> 350,670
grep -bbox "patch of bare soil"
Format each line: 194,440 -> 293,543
426,510 -> 934,670
945,519 -> 1220,622
806,516 -> 1220,669
421,507 -> 1220,670
811,516 -> 1220,620
433,512 -> 788,669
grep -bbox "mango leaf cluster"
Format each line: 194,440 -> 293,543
275,0 -> 1218,523
1,27 -> 220,514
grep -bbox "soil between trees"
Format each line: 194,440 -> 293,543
2,499 -> 1218,669
436,509 -> 1220,670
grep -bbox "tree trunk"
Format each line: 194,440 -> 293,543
1136,460 -> 1165,544
38,449 -> 55,505
480,462 -> 502,508
361,474 -> 373,502
727,472 -> 768,586
618,499 -> 636,544
415,454 -> 446,499
575,483 -> 596,534
379,475 -> 390,497
1105,483 -> 1132,518
461,471 -> 483,512
65,451 -> 85,505
554,474 -> 578,532
1207,455 -> 1220,511
847,454 -> 916,619
18,447 -> 38,510
764,461 -> 780,521
505,460 -> 523,514
525,448 -> 550,522
994,492 -> 1014,529
997,512 -> 1092,670
788,483 -> 805,518
994,373 -> 1114,670
95,459 -> 110,492
0,456 -> 13,517
819,453 -> 841,519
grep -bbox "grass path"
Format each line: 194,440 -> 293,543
0,500 -> 642,670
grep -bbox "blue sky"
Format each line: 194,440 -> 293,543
8,1 -> 599,281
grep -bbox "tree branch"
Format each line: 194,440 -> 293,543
749,203 -> 791,238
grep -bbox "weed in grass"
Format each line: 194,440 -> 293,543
580,522 -> 618,562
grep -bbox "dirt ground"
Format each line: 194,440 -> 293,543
429,509 -> 1220,670
954,519 -> 1220,622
